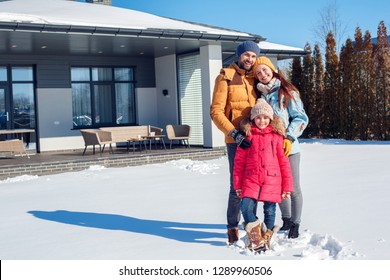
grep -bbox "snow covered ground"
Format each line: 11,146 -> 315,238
0,140 -> 390,280
1,139 -> 389,261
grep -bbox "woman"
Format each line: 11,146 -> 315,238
252,56 -> 309,238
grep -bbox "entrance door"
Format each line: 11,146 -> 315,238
0,66 -> 36,148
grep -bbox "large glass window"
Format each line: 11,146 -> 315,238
0,66 -> 36,148
71,67 -> 135,127
0,67 -> 7,81
11,67 -> 35,129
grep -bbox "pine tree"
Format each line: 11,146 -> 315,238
290,57 -> 303,93
324,32 -> 340,138
313,44 -> 325,137
373,21 -> 390,140
351,27 -> 365,139
351,28 -> 375,140
301,43 -> 315,137
339,38 -> 354,139
361,31 -> 375,140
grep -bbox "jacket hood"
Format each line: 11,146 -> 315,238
243,115 -> 286,137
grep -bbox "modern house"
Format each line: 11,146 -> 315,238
0,0 -> 308,153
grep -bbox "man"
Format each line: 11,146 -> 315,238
210,40 -> 260,245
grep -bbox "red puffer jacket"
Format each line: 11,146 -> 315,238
233,124 -> 293,203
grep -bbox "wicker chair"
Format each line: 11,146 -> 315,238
166,124 -> 191,149
0,139 -> 30,158
80,129 -> 114,155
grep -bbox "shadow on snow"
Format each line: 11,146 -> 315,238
28,210 -> 226,246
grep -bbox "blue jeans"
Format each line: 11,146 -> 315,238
240,197 -> 257,223
241,198 -> 276,230
263,201 -> 276,230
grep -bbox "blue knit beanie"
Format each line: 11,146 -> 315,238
236,41 -> 260,57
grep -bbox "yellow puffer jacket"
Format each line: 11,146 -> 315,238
210,63 -> 258,143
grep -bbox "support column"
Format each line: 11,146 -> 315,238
200,44 -> 225,148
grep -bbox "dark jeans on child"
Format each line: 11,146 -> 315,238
241,197 -> 276,230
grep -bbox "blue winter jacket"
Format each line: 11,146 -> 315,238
261,80 -> 309,155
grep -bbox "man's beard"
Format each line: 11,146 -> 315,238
237,60 -> 251,71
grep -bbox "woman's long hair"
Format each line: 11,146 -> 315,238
273,72 -> 300,109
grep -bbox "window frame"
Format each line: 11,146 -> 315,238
71,66 -> 136,129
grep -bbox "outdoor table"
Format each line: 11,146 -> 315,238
0,129 -> 35,142
144,134 -> 166,150
127,136 -> 148,154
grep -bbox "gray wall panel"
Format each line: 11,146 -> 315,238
0,54 -> 156,88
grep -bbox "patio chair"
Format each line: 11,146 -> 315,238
0,139 -> 30,158
80,129 -> 114,155
166,124 -> 191,149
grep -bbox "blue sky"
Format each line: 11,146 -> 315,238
108,0 -> 390,49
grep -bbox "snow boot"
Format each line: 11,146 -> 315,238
243,221 -> 267,234
279,217 -> 292,231
242,221 -> 267,247
227,227 -> 239,245
245,220 -> 266,252
263,225 -> 279,249
288,223 -> 300,239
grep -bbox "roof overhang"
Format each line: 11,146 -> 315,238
0,21 -> 263,42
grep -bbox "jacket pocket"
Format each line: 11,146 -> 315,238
266,168 -> 282,186
266,168 -> 280,177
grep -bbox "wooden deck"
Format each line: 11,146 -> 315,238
0,146 -> 227,180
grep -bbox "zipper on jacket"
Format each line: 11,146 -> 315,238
271,140 -> 275,157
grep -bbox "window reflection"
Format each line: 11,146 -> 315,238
94,85 -> 112,124
12,84 -> 35,129
72,84 -> 91,126
12,67 -> 33,81
116,83 -> 135,124
0,67 -> 7,81
71,68 -> 90,81
92,68 -> 112,81
71,67 -> 135,127
115,68 -> 133,81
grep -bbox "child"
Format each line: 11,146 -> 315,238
233,98 -> 293,252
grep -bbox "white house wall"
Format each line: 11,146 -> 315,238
37,88 -> 82,151
135,87 -> 158,126
154,54 -> 179,129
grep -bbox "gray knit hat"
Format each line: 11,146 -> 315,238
236,41 -> 260,57
250,98 -> 274,121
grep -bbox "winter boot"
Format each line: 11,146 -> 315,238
288,223 -> 300,239
245,220 -> 266,252
263,225 -> 279,249
243,221 -> 267,247
227,227 -> 239,245
243,221 -> 267,234
279,217 -> 292,231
